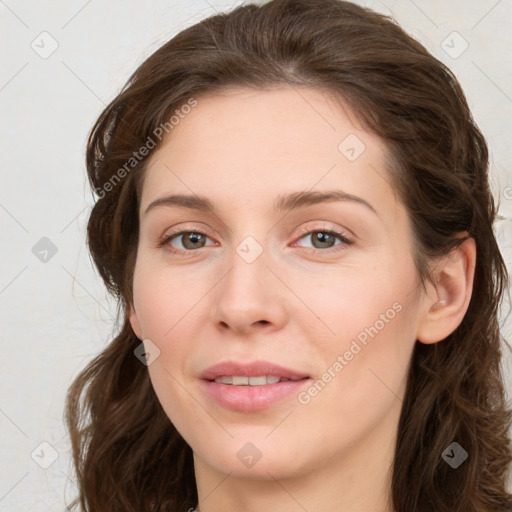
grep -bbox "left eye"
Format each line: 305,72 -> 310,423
294,230 -> 352,250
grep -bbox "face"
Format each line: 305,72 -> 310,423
129,86 -> 429,484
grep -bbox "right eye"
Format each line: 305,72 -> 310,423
158,230 -> 217,253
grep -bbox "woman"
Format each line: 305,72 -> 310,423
65,0 -> 512,510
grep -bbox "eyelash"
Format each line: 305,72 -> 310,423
157,225 -> 354,255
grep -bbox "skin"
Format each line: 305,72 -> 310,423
128,86 -> 476,512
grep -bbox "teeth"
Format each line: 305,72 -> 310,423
213,375 -> 292,386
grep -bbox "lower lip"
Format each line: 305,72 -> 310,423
201,378 -> 311,412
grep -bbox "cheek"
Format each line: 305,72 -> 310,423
295,261 -> 419,394
288,263 -> 413,342
132,262 -> 201,338
132,265 -> 204,394
294,299 -> 416,452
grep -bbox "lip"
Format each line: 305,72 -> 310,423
199,360 -> 311,412
200,360 -> 310,381
201,378 -> 311,412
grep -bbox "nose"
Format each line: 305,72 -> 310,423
209,244 -> 288,336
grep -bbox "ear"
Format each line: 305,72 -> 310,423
128,303 -> 143,340
416,236 -> 476,344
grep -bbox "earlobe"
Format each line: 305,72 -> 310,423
128,303 -> 143,340
416,236 -> 476,345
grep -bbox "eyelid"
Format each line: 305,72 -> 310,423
294,222 -> 352,240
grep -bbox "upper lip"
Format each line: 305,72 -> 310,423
200,361 -> 310,381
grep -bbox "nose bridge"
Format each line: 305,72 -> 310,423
210,230 -> 286,332
235,233 -> 266,267
222,232 -> 270,300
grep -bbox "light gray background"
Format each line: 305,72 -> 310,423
1,0 -> 511,510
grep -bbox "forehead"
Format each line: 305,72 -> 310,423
149,86 -> 371,161
140,86 -> 402,225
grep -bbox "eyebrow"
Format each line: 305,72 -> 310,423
143,189 -> 378,217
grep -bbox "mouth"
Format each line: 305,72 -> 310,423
200,360 -> 310,383
207,375 -> 309,386
201,375 -> 312,411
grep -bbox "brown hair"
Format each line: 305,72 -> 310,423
65,0 -> 512,510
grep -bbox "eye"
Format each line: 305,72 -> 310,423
158,226 -> 353,255
293,228 -> 353,252
158,230 -> 216,253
